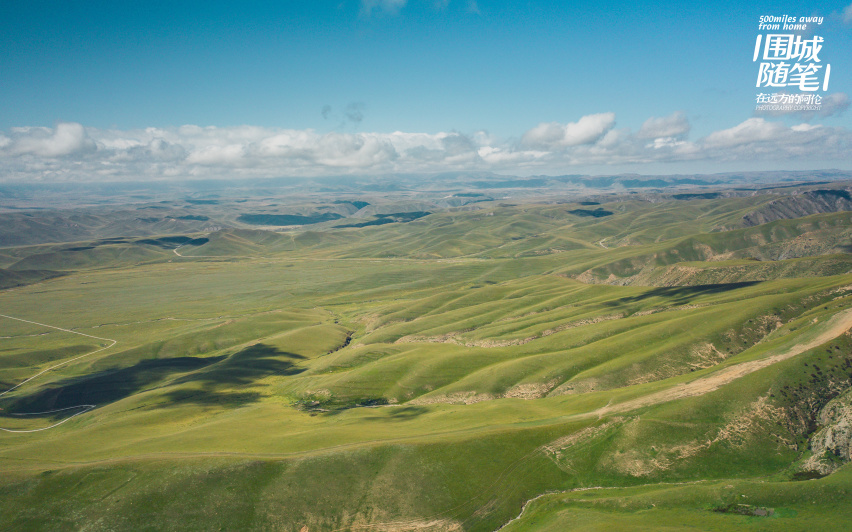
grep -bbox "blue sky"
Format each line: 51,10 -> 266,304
1,0 -> 851,181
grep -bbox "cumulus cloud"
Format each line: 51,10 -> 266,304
697,118 -> 851,162
5,122 -> 96,157
521,113 -> 615,149
185,144 -> 247,166
702,118 -> 785,148
844,3 -> 852,23
637,111 -> 690,139
1,114 -> 850,182
312,132 -> 398,168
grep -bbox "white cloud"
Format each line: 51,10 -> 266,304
844,3 -> 852,24
6,122 -> 96,157
637,111 -> 690,139
698,118 -> 850,162
1,114 -> 850,182
312,132 -> 398,168
185,144 -> 247,166
147,139 -> 187,161
521,113 -> 616,149
702,118 -> 785,148
650,137 -> 688,149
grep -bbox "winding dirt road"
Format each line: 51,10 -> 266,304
589,307 -> 852,418
0,314 -> 117,433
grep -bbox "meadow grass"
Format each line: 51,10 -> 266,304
2,197 -> 852,530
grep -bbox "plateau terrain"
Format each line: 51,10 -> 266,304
2,173 -> 852,530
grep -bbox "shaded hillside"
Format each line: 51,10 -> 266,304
743,189 -> 852,226
574,211 -> 852,285
0,209 -> 227,247
0,268 -> 65,290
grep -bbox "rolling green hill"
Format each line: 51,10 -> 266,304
2,188 -> 852,531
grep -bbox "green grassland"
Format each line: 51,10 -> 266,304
2,190 -> 852,530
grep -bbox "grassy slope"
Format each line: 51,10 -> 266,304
502,466 -> 852,531
1,195 -> 852,530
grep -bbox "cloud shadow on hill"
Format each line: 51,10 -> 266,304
4,355 -> 225,416
607,282 -> 762,307
4,343 -> 308,415
363,405 -> 429,422
161,343 -> 307,407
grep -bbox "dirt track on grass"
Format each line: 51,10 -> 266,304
0,314 -> 117,433
590,308 -> 852,417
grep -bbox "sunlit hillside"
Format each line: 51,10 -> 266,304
2,182 -> 852,530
